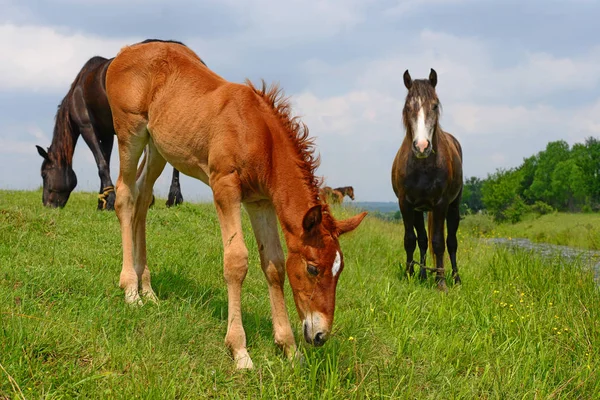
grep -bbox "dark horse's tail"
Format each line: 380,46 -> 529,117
51,56 -> 110,163
428,212 -> 449,267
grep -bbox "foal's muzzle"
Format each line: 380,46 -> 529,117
302,313 -> 330,347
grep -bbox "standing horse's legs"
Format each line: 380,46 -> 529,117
212,172 -> 253,369
245,201 -> 297,360
446,197 -> 461,284
80,125 -> 116,210
166,168 -> 184,207
133,140 -> 167,303
113,118 -> 148,305
431,208 -> 448,291
414,211 -> 428,280
400,204 -> 417,276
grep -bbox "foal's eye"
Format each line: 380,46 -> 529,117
307,264 -> 319,276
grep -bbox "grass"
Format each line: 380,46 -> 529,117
1,189 -> 599,399
463,212 -> 600,251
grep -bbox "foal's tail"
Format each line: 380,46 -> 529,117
428,212 -> 435,266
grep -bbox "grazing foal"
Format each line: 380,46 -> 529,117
106,41 -> 366,369
391,69 -> 463,290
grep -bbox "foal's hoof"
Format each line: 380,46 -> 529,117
234,352 -> 254,370
141,289 -> 159,304
124,290 -> 143,306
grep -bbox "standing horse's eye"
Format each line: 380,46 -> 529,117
432,103 -> 439,111
307,264 -> 319,276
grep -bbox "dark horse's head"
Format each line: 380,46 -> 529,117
36,145 -> 77,208
402,69 -> 440,159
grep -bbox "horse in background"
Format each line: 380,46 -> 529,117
319,185 -> 355,204
391,69 -> 463,291
105,41 -> 366,369
333,186 -> 355,202
35,39 -> 192,210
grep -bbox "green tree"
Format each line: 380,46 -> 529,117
462,177 -> 484,214
527,140 -> 570,206
482,168 -> 525,222
551,159 -> 587,211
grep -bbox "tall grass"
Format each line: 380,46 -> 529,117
1,190 -> 599,399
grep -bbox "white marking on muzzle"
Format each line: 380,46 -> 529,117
332,251 -> 341,277
303,312 -> 328,340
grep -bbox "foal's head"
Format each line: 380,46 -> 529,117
36,145 -> 77,208
286,205 -> 366,346
402,69 -> 440,159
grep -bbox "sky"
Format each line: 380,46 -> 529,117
1,0 -> 599,203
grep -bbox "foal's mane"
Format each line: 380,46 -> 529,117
245,80 -> 323,205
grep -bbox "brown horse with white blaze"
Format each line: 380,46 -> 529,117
105,41 -> 367,369
391,69 -> 463,291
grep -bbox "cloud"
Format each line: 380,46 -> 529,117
0,23 -> 138,92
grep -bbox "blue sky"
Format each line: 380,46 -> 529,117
1,0 -> 599,202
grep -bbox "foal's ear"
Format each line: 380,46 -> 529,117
403,70 -> 412,89
303,205 -> 323,233
36,145 -> 50,161
429,68 -> 437,88
337,211 -> 368,236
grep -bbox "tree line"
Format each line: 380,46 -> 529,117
462,137 -> 600,222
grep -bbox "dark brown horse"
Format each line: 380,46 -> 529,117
35,39 -> 192,210
391,69 -> 463,291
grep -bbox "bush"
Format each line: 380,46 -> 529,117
531,201 -> 554,215
503,196 -> 529,224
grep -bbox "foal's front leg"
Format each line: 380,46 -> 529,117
212,173 -> 253,369
245,201 -> 297,360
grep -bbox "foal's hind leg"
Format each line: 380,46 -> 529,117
212,172 -> 253,369
446,198 -> 461,284
133,140 -> 167,303
414,211 -> 428,280
245,201 -> 297,361
113,117 -> 148,304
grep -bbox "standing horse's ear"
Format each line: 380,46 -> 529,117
337,211 -> 368,236
303,205 -> 323,233
36,145 -> 50,161
429,68 -> 437,88
403,70 -> 412,89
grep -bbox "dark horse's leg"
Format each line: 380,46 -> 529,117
166,168 -> 184,207
80,126 -> 116,210
431,208 -> 448,291
400,203 -> 417,276
446,196 -> 461,284
414,211 -> 428,280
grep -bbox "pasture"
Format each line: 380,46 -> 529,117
1,190 -> 599,399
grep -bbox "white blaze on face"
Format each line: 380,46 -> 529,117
332,251 -> 341,277
412,98 -> 430,153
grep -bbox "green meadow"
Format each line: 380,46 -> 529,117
1,190 -> 599,399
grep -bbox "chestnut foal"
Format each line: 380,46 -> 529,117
106,41 -> 366,369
